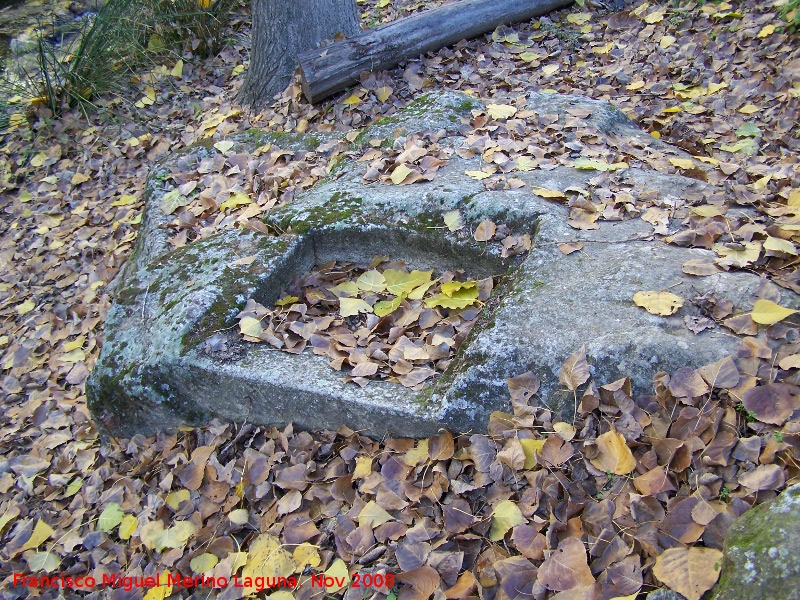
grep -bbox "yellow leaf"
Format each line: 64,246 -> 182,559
626,81 -> 645,91
352,456 -> 372,479
165,489 -> 190,510
489,500 -> 524,541
444,210 -> 464,231
689,205 -> 725,217
706,82 -> 728,94
357,500 -> 394,528
738,104 -> 759,114
9,113 -> 25,128
228,508 -> 249,524
566,12 -> 591,24
519,51 -> 543,62
20,519 -> 54,552
27,551 -> 60,573
356,270 -> 386,292
339,297 -> 373,317
757,24 -> 775,38
659,35 -> 676,48
593,42 -> 613,54
391,163 -> 414,184
383,269 -> 433,295
487,103 -> 517,119
633,291 -> 684,316
213,140 -> 234,154
219,191 -> 252,212
323,559 -> 350,592
553,422 -> 576,441
590,429 -> 636,475
143,573 -> 172,600
171,59 -> 184,78
763,236 -> 797,255
653,547 -> 723,600
644,10 -> 665,23
374,296 -> 403,316
403,439 -> 429,466
118,514 -> 138,540
669,157 -> 695,170
519,438 -> 545,469
343,94 -> 361,105
111,195 -> 137,207
662,106 -> 682,113
532,187 -> 565,199
542,64 -> 560,76
751,299 -> 798,325
71,173 -> 91,185
713,241 -> 762,267
30,152 -> 48,167
375,85 -> 392,102
0,506 -> 20,534
293,543 -> 321,570
190,553 -> 219,574
239,316 -> 263,338
465,170 -> 491,180
97,503 -> 125,532
516,156 -> 537,171
17,299 -> 36,315
64,478 -> 82,497
231,64 -> 245,77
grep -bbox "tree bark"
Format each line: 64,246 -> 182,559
239,0 -> 361,108
298,0 -> 573,104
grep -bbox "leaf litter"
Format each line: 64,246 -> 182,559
236,256 -> 496,389
1,0 -> 799,598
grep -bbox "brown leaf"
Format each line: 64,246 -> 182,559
668,366 -> 710,398
559,346 -> 590,391
742,384 -> 798,425
557,242 -> 584,255
539,435 -> 574,467
737,464 -> 785,491
652,547 -> 723,600
507,371 -> 540,403
397,565 -> 440,600
537,537 -> 594,592
443,499 -> 473,534
474,219 -> 497,242
633,466 -> 676,495
698,356 -> 740,389
429,430 -> 454,462
512,524 -> 547,561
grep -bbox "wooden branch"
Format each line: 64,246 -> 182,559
297,0 -> 574,104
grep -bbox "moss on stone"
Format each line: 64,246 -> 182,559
265,192 -> 364,235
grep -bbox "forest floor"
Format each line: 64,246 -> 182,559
0,0 -> 799,598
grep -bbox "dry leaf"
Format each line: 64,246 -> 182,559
633,291 -> 684,316
590,429 -> 636,475
652,547 -> 723,600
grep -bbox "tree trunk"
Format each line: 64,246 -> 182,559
298,0 -> 573,104
239,0 -> 361,108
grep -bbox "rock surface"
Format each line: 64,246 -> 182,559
709,483 -> 800,600
87,90 -> 800,439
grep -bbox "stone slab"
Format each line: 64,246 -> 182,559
87,91 -> 800,439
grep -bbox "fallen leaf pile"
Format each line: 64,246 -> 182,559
237,257 -> 494,389
360,131 -> 451,185
2,338 -> 798,599
1,0 -> 799,597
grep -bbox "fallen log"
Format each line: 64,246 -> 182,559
298,0 -> 573,104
